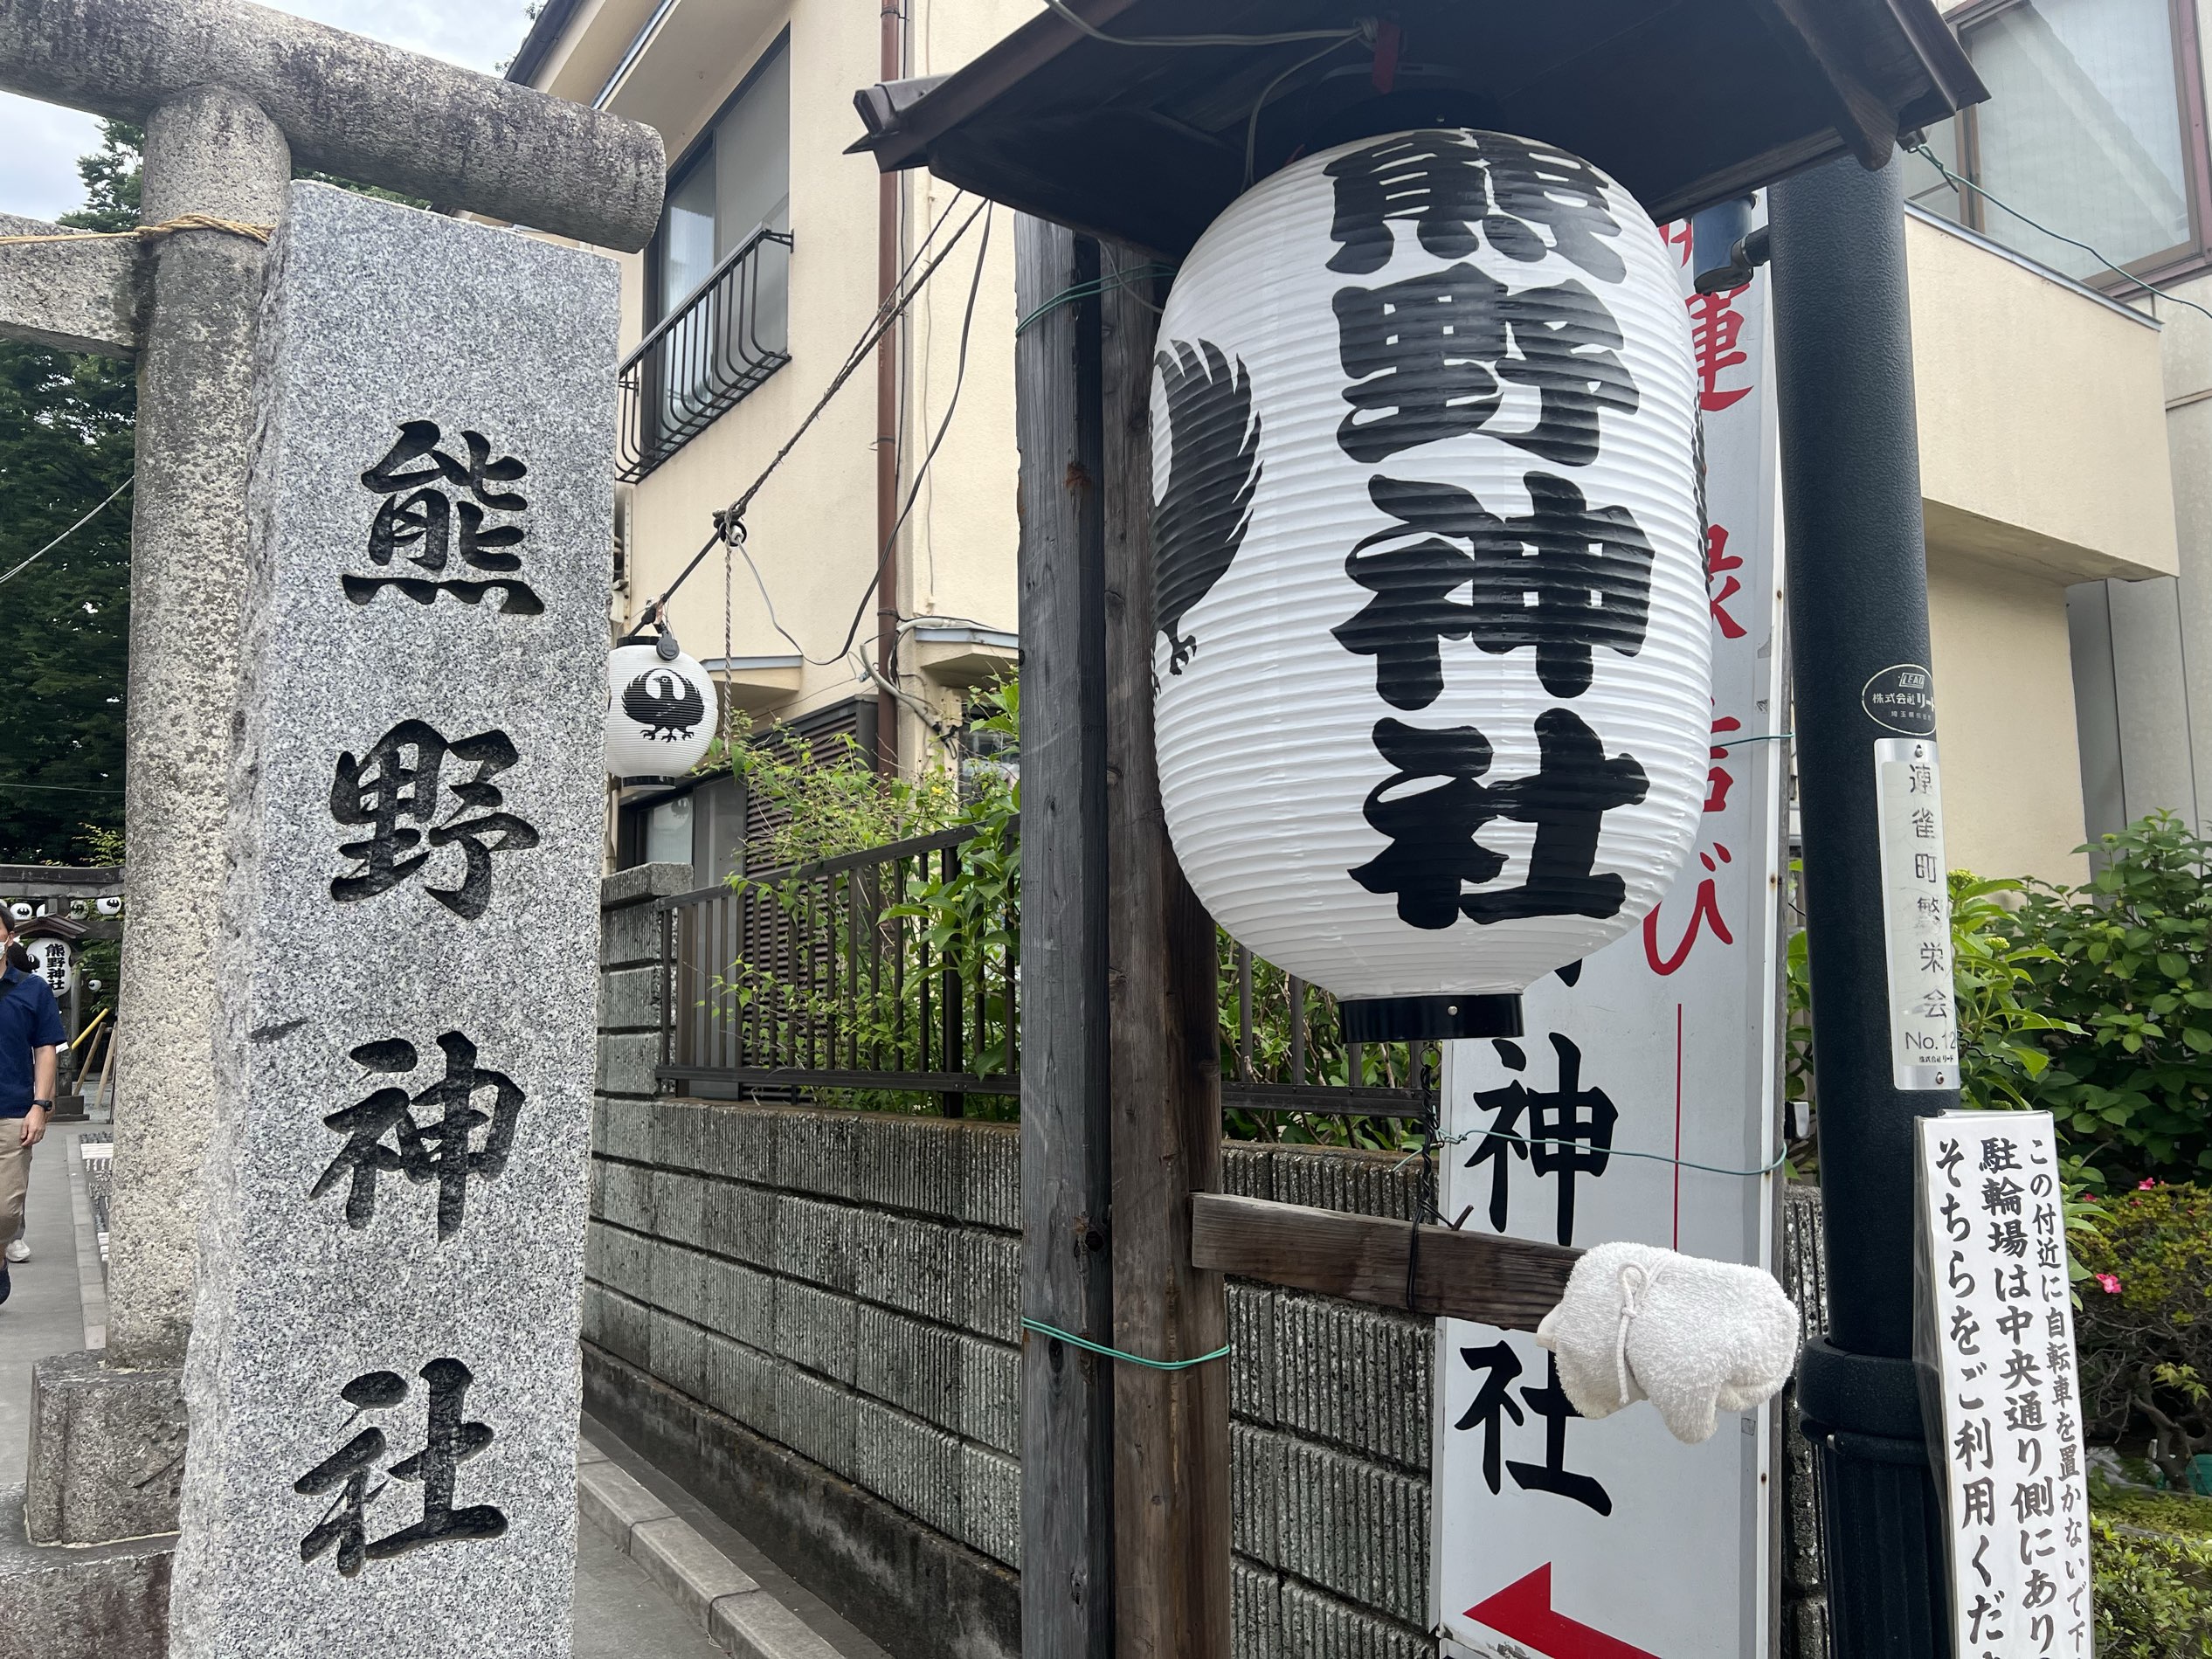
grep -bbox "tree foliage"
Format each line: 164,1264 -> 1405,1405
2004,814 -> 2212,1186
0,121 -> 141,863
2074,1180 -> 2212,1491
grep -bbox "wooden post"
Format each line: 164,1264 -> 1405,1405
1016,214 -> 1115,1659
1100,242 -> 1233,1659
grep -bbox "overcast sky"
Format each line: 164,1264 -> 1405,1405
0,0 -> 537,220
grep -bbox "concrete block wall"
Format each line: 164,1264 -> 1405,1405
588,868 -> 1446,1658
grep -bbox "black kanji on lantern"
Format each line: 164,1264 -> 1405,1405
351,420 -> 543,614
1324,130 -> 1626,283
1335,473 -> 1656,707
329,720 -> 540,920
296,1358 -> 505,1578
310,1033 -> 524,1239
1351,709 -> 1647,930
1461,708 -> 1649,924
1333,269 -> 1637,466
1349,718 -> 1505,929
1463,1032 -> 1618,1245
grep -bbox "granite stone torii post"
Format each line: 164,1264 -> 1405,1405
0,0 -> 660,1554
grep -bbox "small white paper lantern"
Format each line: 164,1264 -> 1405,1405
93,896 -> 122,917
1151,129 -> 1710,1040
605,637 -> 717,787
4,902 -> 30,924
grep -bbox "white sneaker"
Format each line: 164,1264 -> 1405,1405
4,1240 -> 27,1263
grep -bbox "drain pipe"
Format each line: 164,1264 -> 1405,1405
874,0 -> 905,775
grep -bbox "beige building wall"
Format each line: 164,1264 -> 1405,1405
525,0 -> 1027,776
1924,552 -> 2090,884
1899,210 -> 2177,882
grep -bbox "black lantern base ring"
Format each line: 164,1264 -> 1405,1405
1338,993 -> 1524,1044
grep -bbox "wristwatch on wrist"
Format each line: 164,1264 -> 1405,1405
29,1099 -> 51,1110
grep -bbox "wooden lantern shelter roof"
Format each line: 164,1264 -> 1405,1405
850,0 -> 1985,257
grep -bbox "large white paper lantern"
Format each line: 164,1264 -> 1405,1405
1151,129 -> 1709,1040
605,636 -> 716,788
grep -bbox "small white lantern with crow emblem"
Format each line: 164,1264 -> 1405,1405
1150,129 -> 1710,1042
605,624 -> 717,788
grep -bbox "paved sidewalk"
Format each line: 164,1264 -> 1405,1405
577,1511 -> 726,1659
0,1124 -> 97,1490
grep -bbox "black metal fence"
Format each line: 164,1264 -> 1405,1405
618,227 -> 793,483
656,820 -> 1429,1120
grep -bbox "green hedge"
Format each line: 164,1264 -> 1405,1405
2092,1500 -> 2212,1657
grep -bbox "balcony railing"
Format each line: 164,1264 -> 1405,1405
618,227 -> 792,482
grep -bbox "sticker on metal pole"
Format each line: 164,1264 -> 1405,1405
1874,736 -> 1956,1089
1861,663 -> 1937,735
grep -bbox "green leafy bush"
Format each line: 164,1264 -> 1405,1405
2074,1182 -> 2212,1491
2006,814 -> 2212,1186
1787,872 -> 2077,1116
2091,1511 -> 2212,1658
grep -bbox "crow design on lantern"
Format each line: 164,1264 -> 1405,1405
1153,339 -> 1262,676
605,616 -> 718,789
1151,129 -> 1709,1043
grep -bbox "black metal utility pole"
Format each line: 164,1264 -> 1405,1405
1769,152 -> 1954,1658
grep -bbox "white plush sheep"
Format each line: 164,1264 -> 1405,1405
1533,1240 -> 1801,1445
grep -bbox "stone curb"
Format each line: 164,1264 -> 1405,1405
577,1438 -> 845,1659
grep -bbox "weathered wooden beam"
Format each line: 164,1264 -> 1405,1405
1101,241 -> 1230,1659
0,212 -> 144,356
1190,1194 -> 1581,1333
1016,213 -> 1114,1659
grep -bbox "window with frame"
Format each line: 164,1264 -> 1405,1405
654,35 -> 791,336
1904,0 -> 2209,287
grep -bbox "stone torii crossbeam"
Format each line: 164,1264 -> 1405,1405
0,0 -> 661,1602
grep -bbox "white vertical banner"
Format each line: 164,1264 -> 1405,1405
1434,209 -> 1788,1659
1914,1111 -> 2091,1659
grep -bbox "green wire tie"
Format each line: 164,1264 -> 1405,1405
1021,1317 -> 1232,1371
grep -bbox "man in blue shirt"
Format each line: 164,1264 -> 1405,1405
0,912 -> 63,1307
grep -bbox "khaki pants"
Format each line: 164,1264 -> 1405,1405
0,1130 -> 28,1245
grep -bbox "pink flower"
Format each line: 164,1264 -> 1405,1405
2139,1179 -> 2158,1190
2095,1273 -> 2123,1296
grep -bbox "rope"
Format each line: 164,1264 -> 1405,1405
1614,1258 -> 1666,1405
1021,1317 -> 1232,1371
0,213 -> 273,247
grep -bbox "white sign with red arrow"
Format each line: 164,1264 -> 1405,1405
1434,207 -> 1786,1659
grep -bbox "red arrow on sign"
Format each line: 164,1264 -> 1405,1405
1466,1565 -> 1659,1659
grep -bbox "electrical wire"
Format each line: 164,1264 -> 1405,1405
1040,0 -> 1365,49
1014,259 -> 1177,334
1907,140 -> 2212,326
727,205 -> 998,671
1407,1125 -> 1791,1180
1245,31 -> 1368,187
719,197 -> 991,531
0,477 -> 133,588
637,196 -> 991,630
